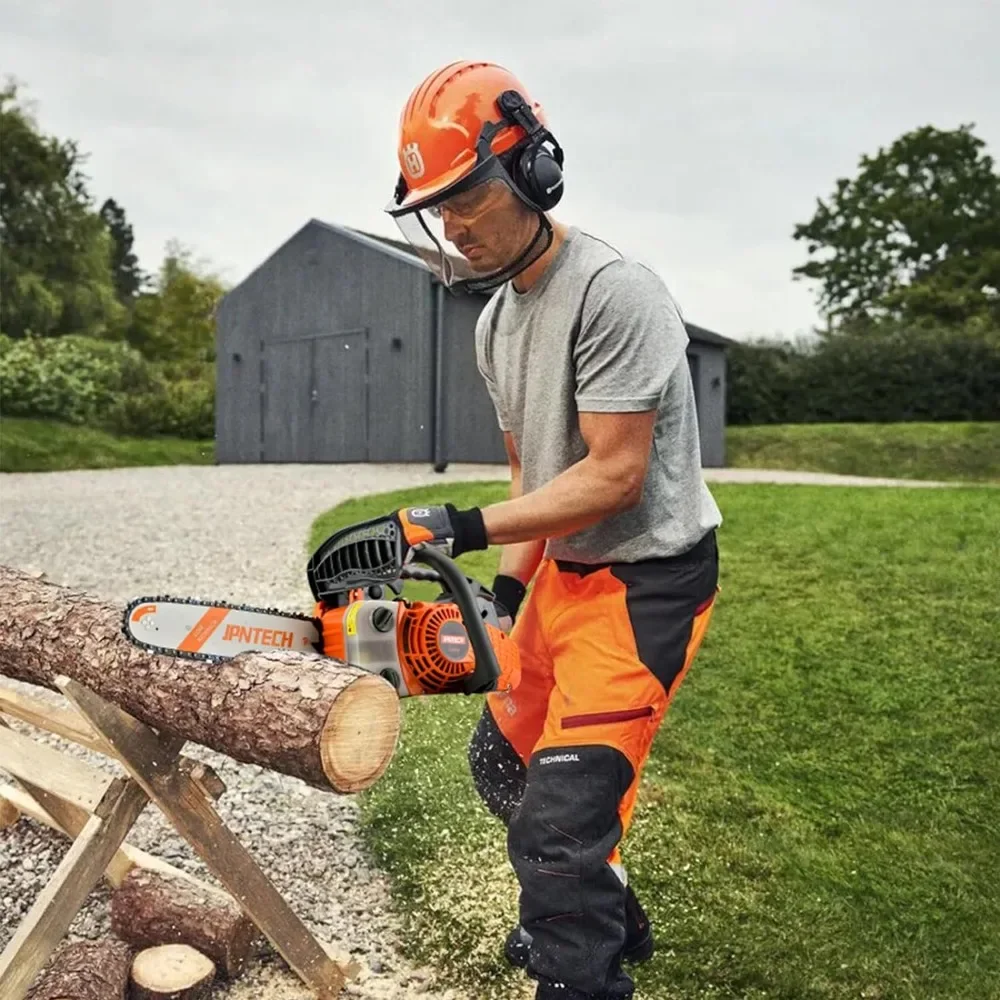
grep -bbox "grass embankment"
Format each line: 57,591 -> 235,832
309,480 -> 1000,1000
725,421 -> 999,483
0,417 -> 214,472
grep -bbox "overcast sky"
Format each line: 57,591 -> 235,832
3,0 -> 998,341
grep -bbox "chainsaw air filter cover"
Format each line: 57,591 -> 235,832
307,516 -> 404,602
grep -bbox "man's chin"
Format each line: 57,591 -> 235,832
463,253 -> 499,274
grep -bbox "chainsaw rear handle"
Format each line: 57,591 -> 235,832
408,543 -> 501,695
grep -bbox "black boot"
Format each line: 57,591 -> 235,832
505,883 -> 655,970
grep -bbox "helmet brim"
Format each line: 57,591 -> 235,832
389,159 -> 478,214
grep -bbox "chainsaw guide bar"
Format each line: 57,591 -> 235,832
122,595 -> 322,664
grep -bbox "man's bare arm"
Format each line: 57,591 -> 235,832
482,409 -> 656,547
495,431 -> 546,585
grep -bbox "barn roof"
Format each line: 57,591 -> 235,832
683,323 -> 733,347
227,219 -> 732,347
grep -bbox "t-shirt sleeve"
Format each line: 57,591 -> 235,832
573,260 -> 689,412
475,309 -> 510,432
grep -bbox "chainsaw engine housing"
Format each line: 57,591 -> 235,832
318,597 -> 518,697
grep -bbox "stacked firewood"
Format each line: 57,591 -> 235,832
24,867 -> 261,998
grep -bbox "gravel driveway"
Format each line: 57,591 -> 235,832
0,461 -> 508,1000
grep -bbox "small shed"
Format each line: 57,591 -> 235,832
214,220 -> 731,469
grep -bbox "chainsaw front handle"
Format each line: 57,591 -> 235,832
409,542 -> 501,694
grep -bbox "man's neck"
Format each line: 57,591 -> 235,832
511,218 -> 570,294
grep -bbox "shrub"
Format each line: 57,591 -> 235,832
0,332 -> 214,438
106,374 -> 214,439
0,332 -> 155,425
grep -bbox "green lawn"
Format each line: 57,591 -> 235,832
725,422 -> 1000,483
309,481 -> 1000,1000
0,417 -> 215,472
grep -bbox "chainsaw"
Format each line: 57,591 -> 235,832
123,515 -> 520,698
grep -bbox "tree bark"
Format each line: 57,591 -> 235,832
129,945 -> 215,1000
26,937 -> 132,1000
109,868 -> 258,979
0,565 -> 399,794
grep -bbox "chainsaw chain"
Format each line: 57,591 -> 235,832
121,594 -> 321,665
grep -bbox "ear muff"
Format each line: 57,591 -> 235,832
516,141 -> 564,211
496,90 -> 565,212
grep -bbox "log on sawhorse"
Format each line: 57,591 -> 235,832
0,676 -> 361,999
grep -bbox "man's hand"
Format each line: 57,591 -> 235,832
392,504 -> 489,562
491,572 -> 527,629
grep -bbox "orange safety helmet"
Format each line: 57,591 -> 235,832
385,60 -> 565,293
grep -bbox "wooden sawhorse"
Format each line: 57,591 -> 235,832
0,675 -> 359,999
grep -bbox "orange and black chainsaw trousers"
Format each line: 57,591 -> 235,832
468,528 -> 719,999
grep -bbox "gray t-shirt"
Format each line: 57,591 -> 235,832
474,225 -> 723,564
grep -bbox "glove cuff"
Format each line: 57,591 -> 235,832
445,504 -> 488,556
491,573 -> 527,621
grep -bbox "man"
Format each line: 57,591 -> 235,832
379,60 -> 723,1000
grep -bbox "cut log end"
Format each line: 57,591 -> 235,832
320,673 -> 400,793
131,944 -> 215,1000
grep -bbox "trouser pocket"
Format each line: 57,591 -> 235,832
561,705 -> 655,729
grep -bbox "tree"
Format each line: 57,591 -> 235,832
792,124 -> 1000,330
100,197 -> 147,304
0,79 -> 126,339
129,240 -> 227,363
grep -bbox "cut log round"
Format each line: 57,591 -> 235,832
26,937 -> 132,999
0,565 -> 400,793
130,944 -> 215,1000
110,867 -> 258,979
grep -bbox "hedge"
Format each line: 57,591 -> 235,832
726,320 -> 1000,424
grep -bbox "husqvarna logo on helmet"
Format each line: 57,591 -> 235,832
403,142 -> 425,179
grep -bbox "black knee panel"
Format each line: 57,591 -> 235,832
507,744 -> 636,998
467,705 -> 526,825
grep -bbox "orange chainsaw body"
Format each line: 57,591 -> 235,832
314,596 -> 520,697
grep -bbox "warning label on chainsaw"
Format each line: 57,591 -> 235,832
345,603 -> 361,635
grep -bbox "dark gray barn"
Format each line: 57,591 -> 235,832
214,220 -> 731,469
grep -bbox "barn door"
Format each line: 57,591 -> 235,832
261,339 -> 313,462
260,329 -> 369,462
312,330 -> 368,461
